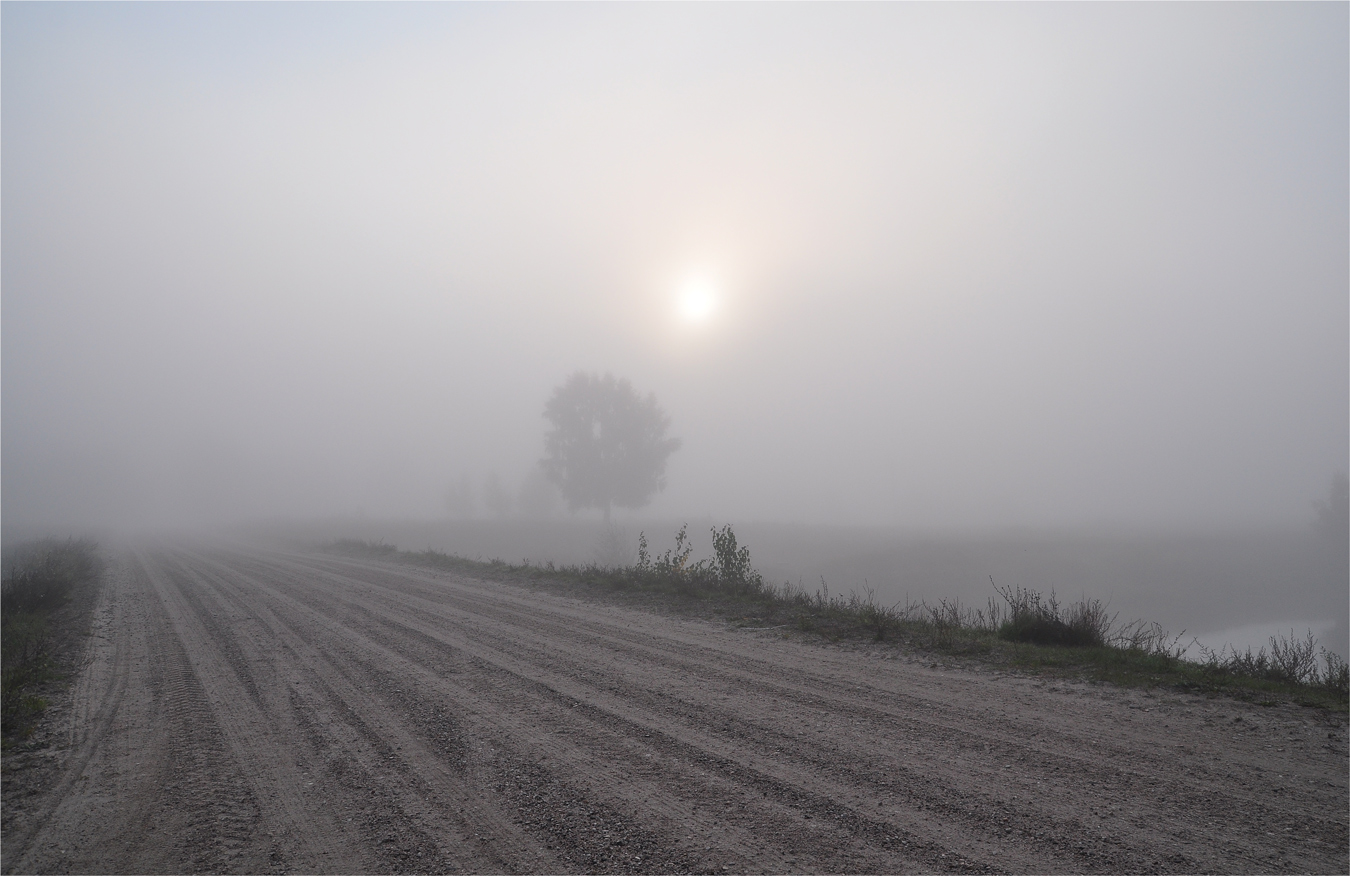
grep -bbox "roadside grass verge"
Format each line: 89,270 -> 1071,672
327,527 -> 1349,710
1,539 -> 101,746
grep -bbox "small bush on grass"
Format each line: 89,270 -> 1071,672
708,525 -> 764,593
633,524 -> 766,596
1113,619 -> 1190,658
992,581 -> 1111,648
848,587 -> 899,641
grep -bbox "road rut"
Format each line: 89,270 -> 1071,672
3,545 -> 1345,874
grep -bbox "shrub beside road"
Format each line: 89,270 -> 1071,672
1,539 -> 101,746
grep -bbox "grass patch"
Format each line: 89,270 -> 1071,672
1,538 -> 101,746
326,527 -> 1349,711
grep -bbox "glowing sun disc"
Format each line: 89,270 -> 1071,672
677,279 -> 718,323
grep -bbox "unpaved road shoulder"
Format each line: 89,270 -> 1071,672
3,545 -> 1346,874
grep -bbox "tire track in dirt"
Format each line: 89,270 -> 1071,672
223,557 -> 1069,872
248,549 -> 1346,872
8,544 -> 1346,874
140,553 -> 372,872
7,554 -> 284,874
203,547 -> 1347,873
265,552 -> 1322,783
201,550 -> 1007,872
157,550 -> 550,874
182,550 -> 765,873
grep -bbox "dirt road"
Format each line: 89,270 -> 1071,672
3,546 -> 1345,874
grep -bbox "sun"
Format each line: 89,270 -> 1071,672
676,278 -> 718,325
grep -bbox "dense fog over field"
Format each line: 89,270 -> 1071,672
3,5 -> 1346,647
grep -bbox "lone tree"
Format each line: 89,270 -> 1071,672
541,372 -> 681,519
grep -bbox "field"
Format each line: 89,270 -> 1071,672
2,542 -> 1346,874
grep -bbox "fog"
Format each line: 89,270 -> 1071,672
3,5 -> 1346,646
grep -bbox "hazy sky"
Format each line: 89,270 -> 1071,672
3,2 -> 1347,533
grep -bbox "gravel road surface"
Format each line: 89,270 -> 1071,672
2,546 -> 1345,874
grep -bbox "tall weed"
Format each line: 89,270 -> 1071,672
992,580 -> 1112,648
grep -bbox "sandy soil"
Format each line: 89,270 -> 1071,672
2,545 -> 1346,874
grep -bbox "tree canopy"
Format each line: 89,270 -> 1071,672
541,372 -> 681,518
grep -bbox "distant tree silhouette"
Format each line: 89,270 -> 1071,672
541,372 -> 681,520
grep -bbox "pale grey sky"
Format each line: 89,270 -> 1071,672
3,2 -> 1346,533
